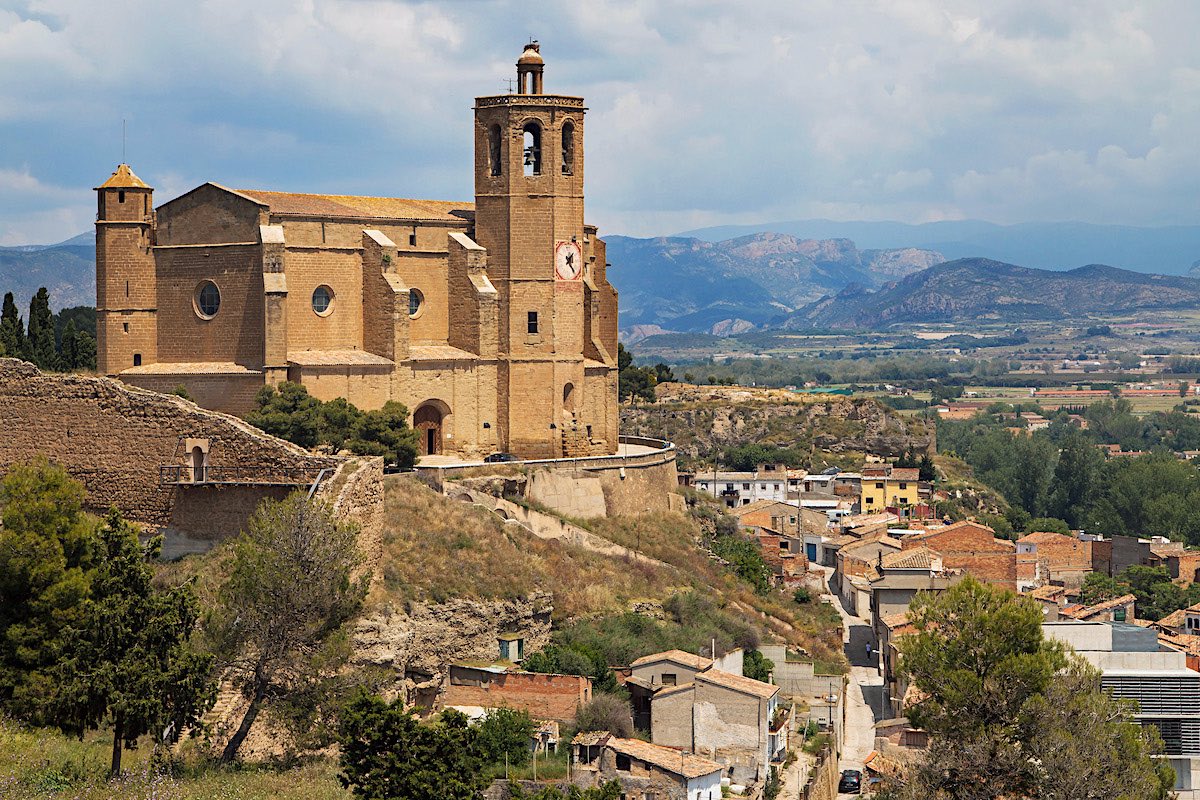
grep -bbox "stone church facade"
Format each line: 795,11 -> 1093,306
95,43 -> 619,460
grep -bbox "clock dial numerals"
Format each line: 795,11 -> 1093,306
555,240 -> 582,281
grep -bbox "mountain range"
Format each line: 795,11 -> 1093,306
0,232 -> 94,309
794,259 -> 1200,330
678,219 -> 1200,276
8,227 -> 1200,335
606,232 -> 943,332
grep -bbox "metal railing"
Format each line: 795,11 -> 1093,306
159,464 -> 324,486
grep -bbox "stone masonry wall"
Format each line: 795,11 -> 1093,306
0,359 -> 339,530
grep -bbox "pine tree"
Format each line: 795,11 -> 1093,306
26,288 -> 57,370
0,292 -> 26,359
47,509 -> 215,776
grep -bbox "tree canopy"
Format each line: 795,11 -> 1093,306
211,492 -> 368,761
894,576 -> 1172,800
245,382 -> 419,468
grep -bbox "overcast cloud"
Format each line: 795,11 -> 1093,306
1,0 -> 1198,245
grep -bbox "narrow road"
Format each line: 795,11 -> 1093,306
817,568 -> 885,797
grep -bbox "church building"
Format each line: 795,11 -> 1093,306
94,43 -> 620,460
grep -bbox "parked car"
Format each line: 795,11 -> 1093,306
483,452 -> 519,463
838,769 -> 862,794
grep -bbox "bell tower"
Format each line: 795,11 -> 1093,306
95,164 -> 157,375
473,42 -> 589,457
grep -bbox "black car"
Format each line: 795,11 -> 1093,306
838,769 -> 862,794
483,452 -> 519,463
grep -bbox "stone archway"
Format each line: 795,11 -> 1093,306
563,382 -> 576,414
414,403 -> 445,456
191,446 -> 206,482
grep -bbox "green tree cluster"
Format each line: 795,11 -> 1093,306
940,409 -> 1200,543
0,290 -> 96,370
617,343 -> 659,403
895,445 -> 936,482
895,577 -> 1172,800
524,591 -> 759,690
0,459 -> 213,775
245,382 -> 419,468
709,529 -> 773,595
338,695 -> 609,800
1080,564 -> 1200,621
723,442 -> 810,471
743,649 -> 774,683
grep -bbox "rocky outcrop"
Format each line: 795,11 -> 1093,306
352,593 -> 553,700
622,388 -> 930,465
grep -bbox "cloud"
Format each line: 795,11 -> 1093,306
1,0 -> 1199,243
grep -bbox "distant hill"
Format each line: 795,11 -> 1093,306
0,232 -> 94,309
606,232 -> 942,334
793,258 -> 1200,330
677,219 -> 1200,276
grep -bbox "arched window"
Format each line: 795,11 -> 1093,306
489,125 -> 502,176
409,288 -> 424,318
561,121 -> 575,176
522,122 -> 541,176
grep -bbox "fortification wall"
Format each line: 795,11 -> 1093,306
421,435 -> 682,518
0,359 -> 339,538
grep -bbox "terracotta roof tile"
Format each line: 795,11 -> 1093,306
234,188 -> 472,222
696,669 -> 778,699
605,737 -> 723,779
630,649 -> 712,671
881,547 -> 936,570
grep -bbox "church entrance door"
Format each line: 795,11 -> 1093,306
414,404 -> 444,456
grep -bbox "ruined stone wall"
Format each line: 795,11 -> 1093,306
319,456 -> 387,579
0,359 -> 339,531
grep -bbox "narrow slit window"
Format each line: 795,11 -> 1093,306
489,124 -> 502,176
527,311 -> 539,334
118,190 -> 125,203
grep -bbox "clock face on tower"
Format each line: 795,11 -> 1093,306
555,240 -> 582,281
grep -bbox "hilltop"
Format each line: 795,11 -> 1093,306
792,258 -> 1200,330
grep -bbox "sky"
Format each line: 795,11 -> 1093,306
1,0 -> 1199,245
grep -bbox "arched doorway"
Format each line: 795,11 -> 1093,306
563,382 -> 576,414
191,446 -> 206,483
414,404 -> 444,457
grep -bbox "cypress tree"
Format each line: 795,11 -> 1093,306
0,292 -> 25,359
26,288 -> 57,370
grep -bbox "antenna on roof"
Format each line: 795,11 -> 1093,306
122,118 -> 126,163
503,77 -> 516,93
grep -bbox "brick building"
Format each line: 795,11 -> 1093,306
1015,530 -> 1111,589
901,520 -> 1017,591
94,42 -> 619,460
442,664 -> 591,724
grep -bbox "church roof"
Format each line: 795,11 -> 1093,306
287,350 -> 395,367
233,188 -> 473,223
97,163 -> 151,190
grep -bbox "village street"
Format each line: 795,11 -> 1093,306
826,569 -> 886,798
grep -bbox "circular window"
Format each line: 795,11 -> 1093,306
195,281 -> 220,319
312,285 -> 334,316
409,288 -> 424,318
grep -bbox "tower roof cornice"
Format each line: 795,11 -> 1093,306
475,94 -> 585,110
96,163 -> 151,191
